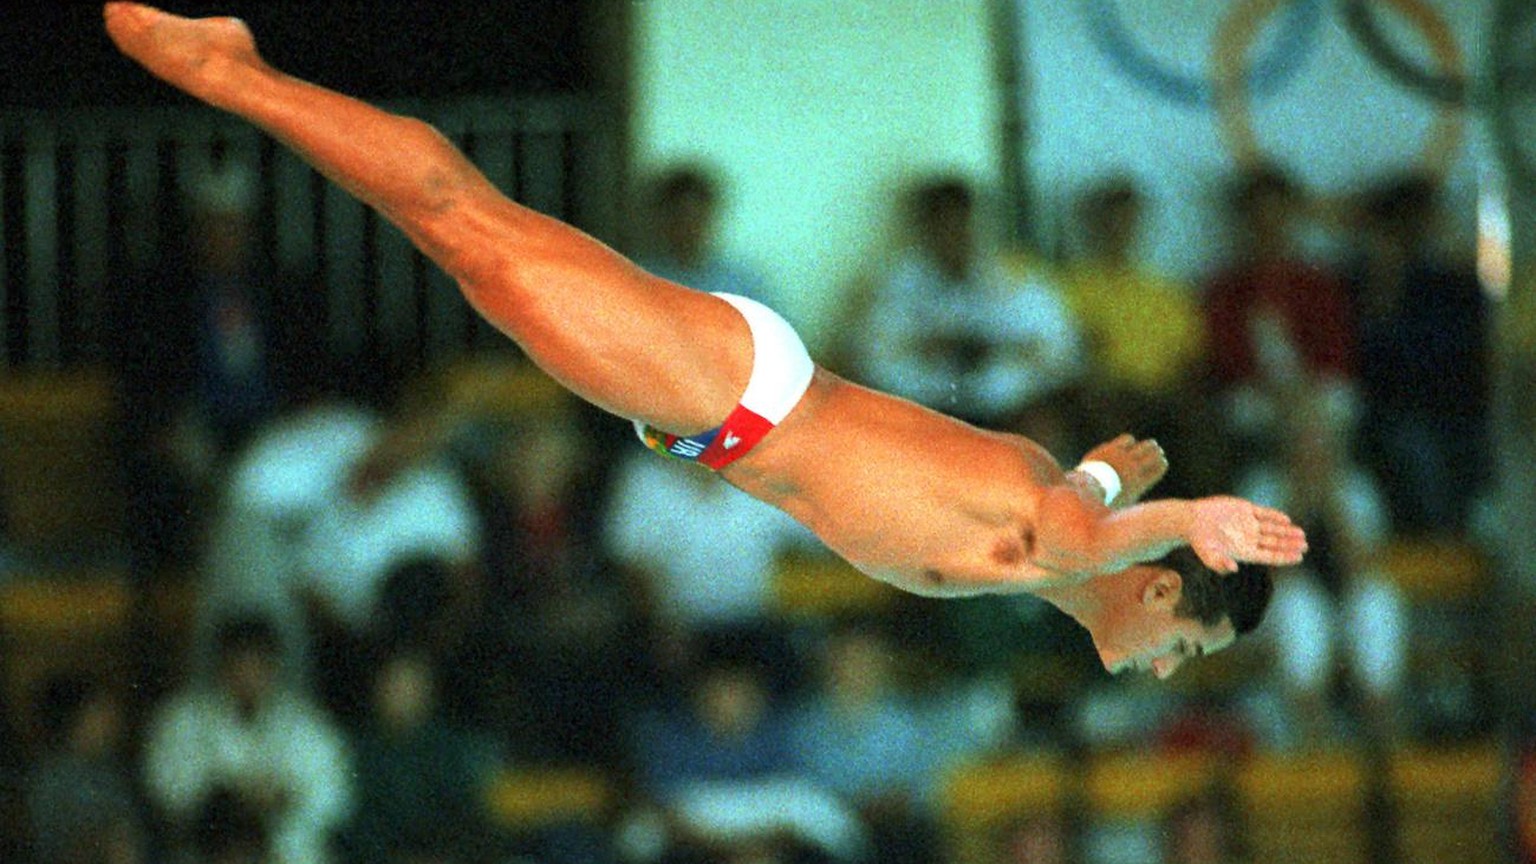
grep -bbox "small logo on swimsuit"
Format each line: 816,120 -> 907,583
668,437 -> 708,458
722,431 -> 742,450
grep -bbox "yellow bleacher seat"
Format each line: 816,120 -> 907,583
484,768 -> 611,830
0,572 -> 133,747
941,753 -> 1071,830
1237,751 -> 1370,864
769,551 -> 898,620
0,572 -> 128,629
432,356 -> 573,420
1374,538 -> 1488,603
0,370 -> 122,552
0,371 -> 115,420
1084,752 -> 1221,818
1390,745 -> 1503,864
939,754 -> 1071,864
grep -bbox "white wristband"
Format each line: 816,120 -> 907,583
1075,460 -> 1122,506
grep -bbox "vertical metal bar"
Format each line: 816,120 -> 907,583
122,134 -> 161,271
570,110 -> 621,242
424,264 -> 462,357
474,121 -> 518,204
989,0 -> 1032,250
522,118 -> 567,218
24,125 -> 59,368
322,184 -> 367,356
0,123 -> 10,369
73,124 -> 111,361
273,150 -> 317,274
373,212 -> 413,353
172,120 -> 209,211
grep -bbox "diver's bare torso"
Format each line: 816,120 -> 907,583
721,369 -> 1070,597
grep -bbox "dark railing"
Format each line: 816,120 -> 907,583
0,93 -> 621,370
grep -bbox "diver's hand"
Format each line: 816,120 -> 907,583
1189,496 -> 1308,573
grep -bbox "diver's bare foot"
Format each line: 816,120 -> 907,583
103,3 -> 263,107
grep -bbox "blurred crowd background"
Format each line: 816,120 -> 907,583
1,2 -> 1534,864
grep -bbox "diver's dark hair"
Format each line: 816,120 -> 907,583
1160,547 -> 1274,636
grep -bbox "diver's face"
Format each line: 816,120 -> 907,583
1090,566 -> 1238,680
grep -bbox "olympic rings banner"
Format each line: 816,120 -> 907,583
1022,0 -> 1498,278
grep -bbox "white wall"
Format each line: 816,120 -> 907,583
631,0 -> 1000,341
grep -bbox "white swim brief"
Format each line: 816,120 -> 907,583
634,292 -> 815,470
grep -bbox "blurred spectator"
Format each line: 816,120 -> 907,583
335,646 -> 497,864
1159,785 -> 1247,864
1072,676 -> 1180,755
930,592 -> 1095,746
994,811 -> 1078,864
195,398 -> 378,691
629,653 -> 800,796
197,379 -> 482,724
789,623 -> 943,864
296,414 -> 481,722
633,165 -> 772,304
23,674 -> 148,864
451,411 -> 646,766
1236,399 -> 1406,748
1154,691 -> 1258,761
1060,176 -> 1219,497
917,682 -> 1018,778
603,448 -> 817,695
143,613 -> 352,864
1202,164 -> 1356,483
623,653 -> 866,864
1343,172 -> 1491,536
843,175 -> 1082,447
110,154 -> 320,576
